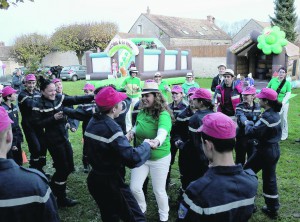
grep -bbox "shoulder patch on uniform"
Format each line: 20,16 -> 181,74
178,203 -> 189,219
20,167 -> 49,183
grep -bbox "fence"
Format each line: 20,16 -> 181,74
169,45 -> 228,57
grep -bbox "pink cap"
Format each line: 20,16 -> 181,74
0,89 -> 2,94
187,87 -> 198,96
2,86 -> 17,97
171,85 -> 183,93
242,86 -> 257,95
256,88 -> 277,101
198,112 -> 236,139
0,106 -> 13,132
25,74 -> 36,81
191,88 -> 212,100
52,78 -> 61,84
82,83 -> 95,91
95,86 -> 127,109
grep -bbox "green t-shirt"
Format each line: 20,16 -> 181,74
135,110 -> 172,160
181,81 -> 200,95
158,80 -> 170,99
267,77 -> 291,102
121,77 -> 141,98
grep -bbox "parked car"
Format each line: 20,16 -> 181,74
60,65 -> 87,81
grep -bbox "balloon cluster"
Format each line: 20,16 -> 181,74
257,26 -> 288,55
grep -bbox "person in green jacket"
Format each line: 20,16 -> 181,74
181,73 -> 200,98
129,80 -> 172,222
154,72 -> 171,100
121,67 -> 141,132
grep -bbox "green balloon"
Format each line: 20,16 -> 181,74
272,44 -> 282,54
272,26 -> 280,32
266,34 -> 276,44
280,39 -> 288,46
263,48 -> 272,55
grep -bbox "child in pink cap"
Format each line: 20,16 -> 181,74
244,87 -> 282,218
235,86 -> 261,165
1,86 -> 23,165
178,112 -> 258,221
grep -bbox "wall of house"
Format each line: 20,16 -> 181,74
170,38 -> 231,47
128,15 -> 170,47
192,57 -> 226,78
42,51 -> 86,67
233,20 -> 263,43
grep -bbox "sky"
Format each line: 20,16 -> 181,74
0,0 -> 299,46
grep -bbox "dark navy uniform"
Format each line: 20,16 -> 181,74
178,165 -> 258,222
18,89 -> 46,170
244,108 -> 281,211
32,94 -> 93,203
172,106 -> 194,190
0,158 -> 59,222
235,102 -> 261,165
2,102 -> 23,165
180,109 -> 213,190
84,113 -> 151,222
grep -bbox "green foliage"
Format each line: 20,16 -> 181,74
0,0 -> 33,9
269,0 -> 298,42
11,33 -> 51,67
51,22 -> 118,65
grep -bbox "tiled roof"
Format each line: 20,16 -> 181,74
116,32 -> 154,38
253,19 -> 270,28
142,13 -> 231,40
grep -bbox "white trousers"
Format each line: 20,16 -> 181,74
125,97 -> 139,132
130,154 -> 171,221
280,103 -> 289,140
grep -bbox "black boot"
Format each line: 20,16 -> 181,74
57,197 -> 79,207
261,206 -> 278,219
51,181 -> 78,207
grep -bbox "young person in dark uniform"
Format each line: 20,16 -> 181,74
32,76 -> 94,207
235,86 -> 261,165
167,85 -> 187,188
244,88 -> 282,218
84,86 -> 153,222
18,74 -> 47,172
0,107 -> 59,222
181,88 -> 214,191
172,87 -> 198,199
211,63 -> 226,92
178,112 -> 258,222
1,86 -> 23,165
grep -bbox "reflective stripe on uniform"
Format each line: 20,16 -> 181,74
188,126 -> 198,133
263,193 -> 279,199
0,187 -> 51,207
183,193 -> 255,215
84,131 -> 123,144
32,95 -> 64,112
260,118 -> 281,127
19,96 -> 30,104
235,107 -> 261,113
231,95 -> 240,100
177,116 -> 191,121
54,181 -> 66,185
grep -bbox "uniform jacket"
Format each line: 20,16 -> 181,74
215,81 -> 242,115
1,102 -> 23,147
12,75 -> 24,92
75,102 -> 97,135
178,165 -> 258,222
211,75 -> 222,92
84,113 -> 151,175
245,108 -> 281,147
32,94 -> 93,145
18,89 -> 41,125
0,159 -> 59,222
168,100 -> 187,119
235,102 -> 261,137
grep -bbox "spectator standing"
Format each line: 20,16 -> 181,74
215,69 -> 242,119
154,72 -> 171,100
0,107 -> 60,222
267,67 -> 291,140
244,88 -> 282,219
111,59 -> 119,79
178,112 -> 258,222
12,68 -> 24,92
181,73 -> 200,97
211,64 -> 226,92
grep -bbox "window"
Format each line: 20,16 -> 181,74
181,30 -> 189,35
137,25 -> 142,34
197,31 -> 204,35
201,26 -> 208,31
212,26 -> 218,31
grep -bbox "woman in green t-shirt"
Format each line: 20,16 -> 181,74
267,67 -> 291,140
130,80 -> 172,222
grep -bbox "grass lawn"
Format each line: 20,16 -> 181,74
28,78 -> 300,221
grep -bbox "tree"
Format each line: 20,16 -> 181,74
216,19 -> 248,38
11,33 -> 51,68
269,0 -> 298,42
0,0 -> 33,9
51,22 -> 118,65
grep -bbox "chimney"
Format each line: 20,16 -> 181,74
207,15 -> 215,24
147,6 -> 150,15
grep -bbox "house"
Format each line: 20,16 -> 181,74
0,42 -> 19,76
128,9 -> 231,48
